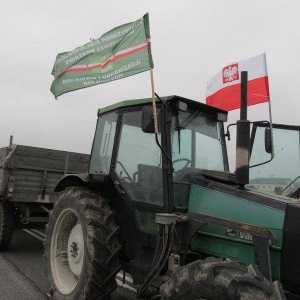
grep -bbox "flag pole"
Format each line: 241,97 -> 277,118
265,52 -> 274,159
268,99 -> 275,159
150,68 -> 159,134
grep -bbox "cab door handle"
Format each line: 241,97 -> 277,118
114,180 -> 126,195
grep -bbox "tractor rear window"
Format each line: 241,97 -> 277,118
89,112 -> 118,175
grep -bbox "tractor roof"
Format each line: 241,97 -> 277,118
98,95 -> 227,115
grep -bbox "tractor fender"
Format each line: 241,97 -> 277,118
54,173 -> 90,192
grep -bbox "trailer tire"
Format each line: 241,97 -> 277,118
44,187 -> 121,300
0,201 -> 15,251
160,258 -> 285,300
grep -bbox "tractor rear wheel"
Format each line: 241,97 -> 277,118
160,258 -> 285,300
44,187 -> 121,300
0,201 -> 15,251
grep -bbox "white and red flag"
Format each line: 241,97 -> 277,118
205,53 -> 270,111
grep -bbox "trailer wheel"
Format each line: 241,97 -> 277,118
160,258 -> 285,300
44,187 -> 121,300
0,201 -> 15,251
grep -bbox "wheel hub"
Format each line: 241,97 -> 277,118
67,223 -> 84,276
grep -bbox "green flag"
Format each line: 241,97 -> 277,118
50,13 -> 153,97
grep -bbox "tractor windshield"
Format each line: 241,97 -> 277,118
171,110 -> 227,182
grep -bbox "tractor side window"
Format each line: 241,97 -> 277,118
89,112 -> 118,175
115,110 -> 163,206
249,125 -> 300,196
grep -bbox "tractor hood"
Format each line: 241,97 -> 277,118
183,168 -> 300,293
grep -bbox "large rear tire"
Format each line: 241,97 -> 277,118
0,201 -> 15,251
44,187 -> 121,300
160,258 -> 285,300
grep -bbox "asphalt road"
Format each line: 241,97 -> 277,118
0,229 -> 128,300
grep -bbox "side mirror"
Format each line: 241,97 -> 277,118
142,107 -> 158,133
265,127 -> 272,153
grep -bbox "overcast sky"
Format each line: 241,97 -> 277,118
1,0 -> 300,170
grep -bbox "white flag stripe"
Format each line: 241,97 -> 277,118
206,53 -> 267,97
65,41 -> 150,72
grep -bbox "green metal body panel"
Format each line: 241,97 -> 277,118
188,184 -> 285,280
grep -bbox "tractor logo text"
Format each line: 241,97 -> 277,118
240,232 -> 253,241
226,229 -> 236,238
223,63 -> 239,83
226,229 -> 252,241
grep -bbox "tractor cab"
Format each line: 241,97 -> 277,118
89,95 -> 229,214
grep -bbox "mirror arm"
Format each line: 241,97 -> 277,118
225,123 -> 237,141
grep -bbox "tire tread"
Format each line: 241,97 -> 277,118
0,201 -> 15,251
44,186 -> 121,300
160,258 -> 286,300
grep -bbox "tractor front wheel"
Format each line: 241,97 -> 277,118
44,187 -> 121,300
160,258 -> 285,300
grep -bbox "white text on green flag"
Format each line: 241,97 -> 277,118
50,13 -> 153,97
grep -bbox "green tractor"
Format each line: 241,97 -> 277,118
44,92 -> 299,299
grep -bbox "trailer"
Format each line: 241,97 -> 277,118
0,143 -> 89,250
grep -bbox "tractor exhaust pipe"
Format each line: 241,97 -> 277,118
235,71 -> 250,187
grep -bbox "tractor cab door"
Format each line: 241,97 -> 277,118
112,107 -> 164,235
89,107 -> 165,267
249,122 -> 300,198
114,108 -> 163,205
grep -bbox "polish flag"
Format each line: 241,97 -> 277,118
205,53 -> 270,111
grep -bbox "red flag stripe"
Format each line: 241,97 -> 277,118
58,40 -> 151,77
206,76 -> 269,111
